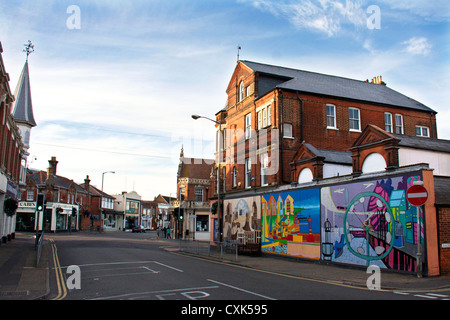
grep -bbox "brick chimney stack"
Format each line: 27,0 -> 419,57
84,175 -> 91,191
47,156 -> 58,177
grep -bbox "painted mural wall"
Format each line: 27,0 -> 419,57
261,189 -> 321,259
321,175 -> 423,272
223,196 -> 261,241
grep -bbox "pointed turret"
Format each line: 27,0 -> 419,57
13,60 -> 36,128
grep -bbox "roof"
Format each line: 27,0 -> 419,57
12,61 -> 36,127
79,183 -> 115,198
28,169 -> 87,193
178,157 -> 215,179
393,133 -> 450,153
304,143 -> 352,165
240,60 -> 436,113
434,176 -> 450,205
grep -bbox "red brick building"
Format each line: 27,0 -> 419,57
174,147 -> 215,240
0,41 -> 26,242
215,60 -> 438,193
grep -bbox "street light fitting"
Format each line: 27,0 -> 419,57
191,114 -> 220,125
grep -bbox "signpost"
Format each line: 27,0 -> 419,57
406,182 -> 428,278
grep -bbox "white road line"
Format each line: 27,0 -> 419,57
425,293 -> 448,298
153,261 -> 184,272
208,279 -> 276,300
414,294 -> 438,299
89,285 -> 219,300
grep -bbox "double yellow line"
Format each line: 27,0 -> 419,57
49,238 -> 67,300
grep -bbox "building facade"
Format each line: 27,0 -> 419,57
0,42 -> 26,242
17,157 -> 88,232
211,60 -> 448,276
173,147 -> 215,240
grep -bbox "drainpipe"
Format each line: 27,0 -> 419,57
296,91 -> 304,143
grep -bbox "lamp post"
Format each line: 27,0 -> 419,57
191,114 -> 223,242
102,171 -> 115,191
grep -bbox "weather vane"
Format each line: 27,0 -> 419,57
23,40 -> 34,61
237,45 -> 241,61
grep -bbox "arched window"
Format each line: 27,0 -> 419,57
298,167 -> 313,183
239,81 -> 245,102
362,153 -> 386,173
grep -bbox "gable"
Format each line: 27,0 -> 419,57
351,124 -> 399,149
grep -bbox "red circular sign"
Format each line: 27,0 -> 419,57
406,184 -> 428,206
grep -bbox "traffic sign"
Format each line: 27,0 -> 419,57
406,184 -> 428,206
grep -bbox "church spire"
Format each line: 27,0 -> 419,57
12,41 -> 36,128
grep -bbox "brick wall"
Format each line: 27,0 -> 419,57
438,206 -> 450,274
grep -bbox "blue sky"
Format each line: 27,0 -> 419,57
1,0 -> 448,199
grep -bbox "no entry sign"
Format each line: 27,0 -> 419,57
406,184 -> 428,206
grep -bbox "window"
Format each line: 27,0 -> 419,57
257,105 -> 272,130
239,81 -> 245,102
261,152 -> 269,186
245,113 -> 251,139
384,113 -> 392,133
195,186 -> 203,202
196,215 -> 209,232
27,190 -> 34,201
245,158 -> 251,188
283,123 -> 293,138
246,86 -> 251,97
349,108 -> 360,131
395,114 -> 403,134
416,126 -> 430,137
232,167 -> 237,187
326,104 -> 336,129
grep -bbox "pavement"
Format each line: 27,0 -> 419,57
0,232 -> 449,300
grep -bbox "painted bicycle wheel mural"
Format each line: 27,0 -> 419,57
321,175 -> 423,272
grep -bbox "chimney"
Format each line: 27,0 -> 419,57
84,175 -> 91,191
47,156 -> 58,177
370,76 -> 386,85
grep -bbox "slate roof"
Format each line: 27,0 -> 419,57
27,169 -> 88,194
241,60 -> 436,113
392,133 -> 450,153
12,61 -> 36,127
303,143 -> 352,165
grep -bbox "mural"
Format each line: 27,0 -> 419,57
321,175 -> 423,272
223,197 -> 261,242
261,189 -> 321,259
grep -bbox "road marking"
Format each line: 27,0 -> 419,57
49,239 -> 67,300
89,285 -> 219,300
152,261 -> 183,272
207,279 -> 276,300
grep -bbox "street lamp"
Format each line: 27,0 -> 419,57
191,114 -> 223,242
102,171 -> 115,191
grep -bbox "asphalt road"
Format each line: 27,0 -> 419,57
46,231 -> 433,304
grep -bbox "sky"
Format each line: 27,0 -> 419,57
0,0 -> 448,200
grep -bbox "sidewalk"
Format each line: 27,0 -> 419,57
0,232 -> 50,300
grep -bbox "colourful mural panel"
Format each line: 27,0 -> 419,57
223,196 -> 261,241
320,175 -> 423,272
261,189 -> 321,259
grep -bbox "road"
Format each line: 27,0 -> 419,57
46,232 -> 447,305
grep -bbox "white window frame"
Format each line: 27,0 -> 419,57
349,107 -> 361,132
395,114 -> 404,134
283,123 -> 293,138
326,104 -> 337,129
27,190 -> 34,201
245,158 -> 251,189
232,166 -> 237,187
416,125 -> 430,137
384,112 -> 392,133
260,152 -> 269,186
239,81 -> 245,102
245,113 -> 252,139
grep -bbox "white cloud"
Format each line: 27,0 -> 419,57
402,37 -> 432,56
240,0 -> 367,36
